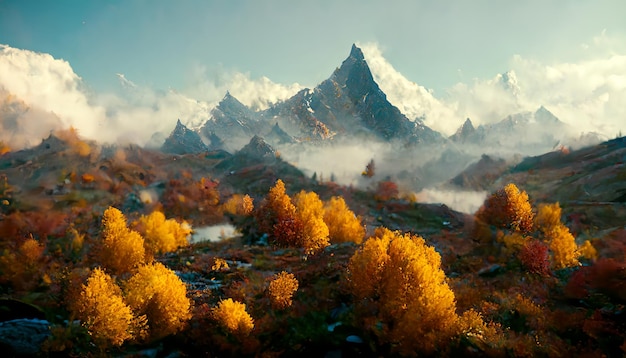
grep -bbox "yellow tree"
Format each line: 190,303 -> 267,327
100,207 -> 145,275
535,203 -> 583,269
323,196 -> 364,244
347,227 -> 462,354
222,194 -> 254,216
476,183 -> 534,234
73,268 -> 136,347
124,262 -> 191,340
255,179 -> 303,247
293,190 -> 330,254
134,211 -> 191,256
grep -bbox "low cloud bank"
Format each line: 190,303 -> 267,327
416,188 -> 488,214
2,34 -> 625,150
361,35 -> 626,138
0,44 -> 303,148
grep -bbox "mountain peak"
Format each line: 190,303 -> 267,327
535,106 -> 560,123
350,44 -> 365,61
220,91 -> 243,106
450,118 -> 476,142
161,119 -> 208,155
238,135 -> 276,159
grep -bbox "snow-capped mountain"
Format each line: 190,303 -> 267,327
449,106 -> 578,156
196,44 -> 445,151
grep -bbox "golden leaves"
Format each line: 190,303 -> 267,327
268,271 -> 299,310
134,210 -> 191,255
75,268 -> 135,347
100,207 -> 145,275
323,196 -> 364,244
347,227 -> 461,354
212,298 -> 254,336
124,262 -> 191,339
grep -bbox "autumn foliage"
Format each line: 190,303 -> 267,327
73,268 -> 136,347
124,262 -> 191,340
134,210 -> 191,256
323,196 -> 364,244
292,190 -> 330,254
348,227 -> 470,354
55,126 -> 92,157
212,298 -> 254,336
268,271 -> 299,310
222,194 -> 254,216
476,183 -> 534,234
99,207 -> 146,275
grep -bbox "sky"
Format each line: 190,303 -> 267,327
1,0 -> 626,147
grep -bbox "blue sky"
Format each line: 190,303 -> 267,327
2,0 -> 624,95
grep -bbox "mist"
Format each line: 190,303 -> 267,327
0,44 -> 304,149
416,188 -> 488,214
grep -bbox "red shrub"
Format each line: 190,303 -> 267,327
519,239 -> 551,276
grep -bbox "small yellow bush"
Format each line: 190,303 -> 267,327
578,240 -> 598,260
548,225 -> 580,269
268,271 -> 299,309
124,262 -> 191,339
212,298 -> 254,336
74,268 -> 135,347
293,190 -> 330,254
323,196 -> 364,244
222,194 -> 254,216
536,202 -> 584,269
100,207 -> 146,275
134,210 -> 190,255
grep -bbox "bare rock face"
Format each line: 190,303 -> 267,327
238,135 -> 276,159
161,119 -> 208,155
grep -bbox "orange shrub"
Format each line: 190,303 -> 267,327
0,236 -> 46,290
124,262 -> 191,340
0,141 -> 10,155
255,179 -> 296,236
55,126 -> 92,157
212,298 -> 254,336
477,183 -> 534,233
268,271 -> 299,309
374,180 -> 399,201
323,196 -> 364,244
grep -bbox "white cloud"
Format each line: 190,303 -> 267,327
0,44 -> 107,142
445,52 -> 626,137
359,35 -> 626,138
358,42 -> 460,134
0,44 -> 304,149
416,188 -> 488,214
183,64 -> 304,111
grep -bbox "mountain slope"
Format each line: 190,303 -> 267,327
161,119 -> 208,155
196,44 -> 445,151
